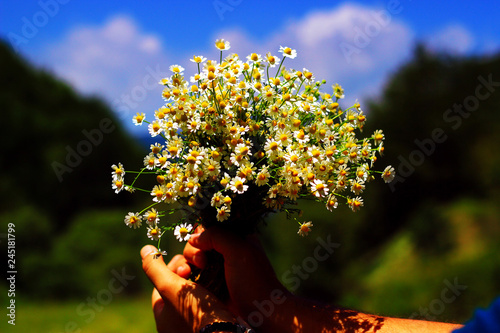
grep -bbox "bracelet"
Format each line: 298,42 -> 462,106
199,321 -> 255,333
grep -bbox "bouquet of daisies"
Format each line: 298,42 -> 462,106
111,39 -> 395,254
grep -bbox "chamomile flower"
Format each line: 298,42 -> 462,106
169,64 -> 185,74
279,46 -> 297,59
112,178 -> 125,194
347,196 -> 364,212
148,120 -> 163,137
124,212 -> 142,229
333,83 -> 345,99
326,196 -> 338,212
350,179 -> 365,195
265,52 -> 279,67
215,38 -> 231,51
229,176 -> 248,194
311,179 -> 329,198
373,130 -> 385,145
132,112 -> 145,126
190,55 -> 207,63
255,167 -> 271,186
297,221 -> 313,236
147,226 -> 162,241
111,163 -> 125,180
211,192 -> 224,207
144,208 -> 160,226
382,166 -> 396,183
216,205 -> 231,221
151,248 -> 168,259
151,185 -> 166,203
174,223 -> 193,242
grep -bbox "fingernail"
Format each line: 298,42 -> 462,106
140,245 -> 157,259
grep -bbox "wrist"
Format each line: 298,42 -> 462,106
199,321 -> 255,333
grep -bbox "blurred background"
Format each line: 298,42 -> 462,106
1,0 -> 500,332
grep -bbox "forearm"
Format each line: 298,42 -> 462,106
256,294 -> 463,333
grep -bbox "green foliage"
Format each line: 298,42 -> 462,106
262,46 -> 500,323
0,40 -> 145,230
0,39 -> 149,298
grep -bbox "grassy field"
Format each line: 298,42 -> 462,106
3,297 -> 157,333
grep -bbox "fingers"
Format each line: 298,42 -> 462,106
141,245 -> 237,331
183,239 -> 207,269
166,254 -> 192,279
141,245 -> 192,304
188,227 -> 248,267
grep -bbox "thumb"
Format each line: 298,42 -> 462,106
189,226 -> 248,266
141,245 -> 189,304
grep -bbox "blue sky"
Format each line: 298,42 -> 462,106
1,0 -> 499,136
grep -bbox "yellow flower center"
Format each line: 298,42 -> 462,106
234,180 -> 244,191
269,142 -> 279,151
179,227 -> 188,237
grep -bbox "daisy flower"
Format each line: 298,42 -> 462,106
216,205 -> 231,222
111,163 -> 125,180
148,120 -> 163,137
191,55 -> 207,63
348,196 -> 364,212
124,212 -> 142,229
229,176 -> 249,194
174,223 -> 193,242
169,64 -> 185,74
144,208 -> 160,226
326,196 -> 338,212
311,179 -> 329,198
147,226 -> 162,241
112,178 -> 125,194
297,221 -> 313,237
333,83 -> 345,99
211,192 -> 224,207
132,112 -> 145,126
215,38 -> 231,51
151,248 -> 168,259
265,52 -> 279,67
279,46 -> 297,59
151,185 -> 166,203
382,166 -> 396,183
255,167 -> 271,186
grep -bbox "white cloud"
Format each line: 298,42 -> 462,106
215,3 -> 414,106
38,15 -> 170,130
426,24 -> 474,54
38,3 -> 418,132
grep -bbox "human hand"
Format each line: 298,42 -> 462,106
184,227 -> 293,330
141,245 -> 241,333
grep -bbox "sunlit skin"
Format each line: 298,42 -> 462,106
141,227 -> 464,333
